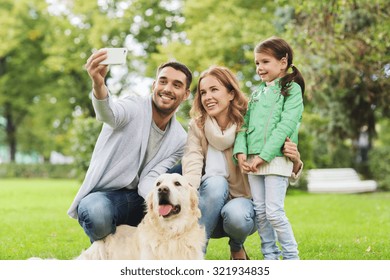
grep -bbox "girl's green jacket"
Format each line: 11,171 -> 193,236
233,80 -> 304,163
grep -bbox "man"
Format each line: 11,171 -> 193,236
67,49 -> 192,242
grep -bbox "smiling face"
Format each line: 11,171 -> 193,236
199,75 -> 234,128
151,66 -> 190,116
254,51 -> 287,84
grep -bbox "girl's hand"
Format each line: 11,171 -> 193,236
237,153 -> 251,173
249,155 -> 265,172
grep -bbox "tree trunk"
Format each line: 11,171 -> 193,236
5,102 -> 16,162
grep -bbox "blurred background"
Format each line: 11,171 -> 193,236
0,0 -> 389,190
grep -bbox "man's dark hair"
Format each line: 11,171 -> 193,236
157,61 -> 193,90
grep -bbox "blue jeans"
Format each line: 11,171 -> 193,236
77,188 -> 145,242
248,174 -> 299,260
199,176 -> 256,252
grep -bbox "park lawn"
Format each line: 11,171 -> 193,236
0,178 -> 389,260
0,178 -> 90,260
207,189 -> 390,260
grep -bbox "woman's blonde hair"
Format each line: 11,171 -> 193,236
190,66 -> 248,131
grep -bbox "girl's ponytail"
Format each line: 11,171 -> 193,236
280,65 -> 305,97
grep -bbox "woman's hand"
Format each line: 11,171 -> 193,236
282,137 -> 300,163
282,137 -> 302,173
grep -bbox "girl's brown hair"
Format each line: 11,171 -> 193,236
190,66 -> 248,131
255,36 -> 305,97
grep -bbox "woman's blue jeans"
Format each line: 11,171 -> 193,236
77,188 -> 145,242
199,176 -> 256,252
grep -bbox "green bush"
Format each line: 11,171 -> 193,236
297,111 -> 355,170
68,115 -> 102,180
0,163 -> 75,178
368,146 -> 390,191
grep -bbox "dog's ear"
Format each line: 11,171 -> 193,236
189,186 -> 201,219
146,191 -> 154,212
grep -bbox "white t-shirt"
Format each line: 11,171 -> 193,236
201,144 -> 228,182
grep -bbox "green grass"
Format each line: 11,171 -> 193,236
207,190 -> 390,260
0,178 -> 90,260
1,179 -> 389,260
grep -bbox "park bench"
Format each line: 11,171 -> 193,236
307,168 -> 377,194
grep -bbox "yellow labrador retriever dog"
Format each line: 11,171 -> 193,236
77,173 -> 206,260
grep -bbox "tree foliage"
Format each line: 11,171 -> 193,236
150,0 -> 390,177
284,0 -> 390,141
0,0 -> 51,160
0,0 -> 128,161
0,0 -> 389,181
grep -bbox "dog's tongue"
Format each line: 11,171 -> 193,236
159,204 -> 173,216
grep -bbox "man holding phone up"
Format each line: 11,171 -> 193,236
67,49 -> 192,242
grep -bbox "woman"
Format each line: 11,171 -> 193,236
182,66 -> 303,259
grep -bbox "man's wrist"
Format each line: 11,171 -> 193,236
93,84 -> 108,100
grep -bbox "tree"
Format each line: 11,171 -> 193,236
0,0 -> 50,161
284,0 -> 390,142
279,0 -> 390,175
2,0 -> 388,171
148,0 -> 280,91
145,0 -> 288,128
152,1 -> 389,167
0,0 -> 136,161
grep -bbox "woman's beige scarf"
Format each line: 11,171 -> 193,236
203,116 -> 251,198
204,116 -> 237,151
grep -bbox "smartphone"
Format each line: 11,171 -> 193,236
99,48 -> 128,65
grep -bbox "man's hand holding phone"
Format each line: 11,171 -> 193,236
85,48 -> 127,100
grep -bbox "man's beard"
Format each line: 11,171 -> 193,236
153,91 -> 178,115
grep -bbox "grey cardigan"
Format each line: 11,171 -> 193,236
67,93 -> 187,219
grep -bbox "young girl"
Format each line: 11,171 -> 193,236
233,37 -> 305,260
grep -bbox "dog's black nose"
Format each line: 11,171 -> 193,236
158,186 -> 169,194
